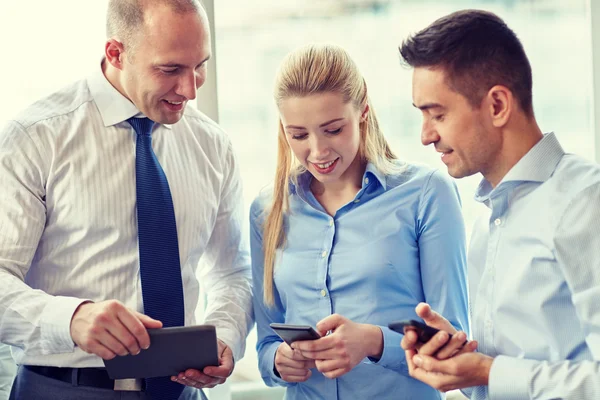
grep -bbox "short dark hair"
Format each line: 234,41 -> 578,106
399,9 -> 533,116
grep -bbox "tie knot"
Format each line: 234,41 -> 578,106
127,117 -> 155,136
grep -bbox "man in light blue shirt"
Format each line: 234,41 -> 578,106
398,9 -> 600,400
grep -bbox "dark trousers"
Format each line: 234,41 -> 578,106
9,365 -> 208,400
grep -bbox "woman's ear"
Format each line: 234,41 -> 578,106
361,104 -> 370,122
486,85 -> 513,128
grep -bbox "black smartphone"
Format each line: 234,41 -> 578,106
388,320 -> 450,344
269,323 -> 321,345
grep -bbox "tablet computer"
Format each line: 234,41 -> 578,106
103,325 -> 219,379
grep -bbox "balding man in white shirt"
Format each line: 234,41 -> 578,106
0,1 -> 252,399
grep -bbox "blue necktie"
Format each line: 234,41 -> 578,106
128,117 -> 185,400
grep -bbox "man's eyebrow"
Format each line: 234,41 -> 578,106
413,102 -> 444,111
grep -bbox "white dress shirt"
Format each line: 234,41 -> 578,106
0,61 -> 253,368
0,343 -> 15,399
467,133 -> 600,399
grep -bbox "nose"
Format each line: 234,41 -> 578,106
176,71 -> 203,101
309,135 -> 330,160
421,119 -> 439,146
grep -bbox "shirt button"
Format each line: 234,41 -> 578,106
494,218 -> 502,226
321,250 -> 328,258
354,199 -> 360,203
364,177 -> 369,185
329,219 -> 334,227
320,289 -> 327,297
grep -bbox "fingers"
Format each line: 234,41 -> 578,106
172,343 -> 235,389
98,330 -> 131,358
413,354 -> 447,374
407,354 -> 457,392
78,333 -> 120,360
415,303 -> 456,334
454,340 -> 478,356
315,358 -> 351,379
173,369 -> 224,389
277,349 -> 312,369
70,300 -> 158,360
292,335 -> 334,353
277,342 -> 304,360
275,343 -> 313,383
405,348 -> 418,375
401,329 -> 420,351
104,304 -> 155,355
417,330 -> 451,356
111,308 -> 154,354
434,331 -> 469,360
204,345 -> 234,378
134,311 -> 163,329
276,367 -> 312,382
315,313 -> 345,336
298,348 -> 337,360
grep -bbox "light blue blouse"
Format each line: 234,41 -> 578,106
250,162 -> 469,399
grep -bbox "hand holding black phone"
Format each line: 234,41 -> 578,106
270,323 -> 321,346
388,319 -> 451,344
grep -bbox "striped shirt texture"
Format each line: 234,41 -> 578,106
467,133 -> 600,399
0,62 -> 253,368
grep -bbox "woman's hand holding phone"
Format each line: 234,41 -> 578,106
291,314 -> 383,379
274,341 -> 316,383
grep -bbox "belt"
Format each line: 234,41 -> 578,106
24,365 -> 145,391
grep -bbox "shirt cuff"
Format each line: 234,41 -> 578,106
40,296 -> 90,354
364,326 -> 407,373
489,355 -> 538,400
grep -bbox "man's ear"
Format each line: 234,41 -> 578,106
105,39 -> 126,70
485,85 -> 512,128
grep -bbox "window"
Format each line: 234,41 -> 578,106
0,1 -> 109,124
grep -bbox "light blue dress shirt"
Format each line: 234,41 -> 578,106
250,163 -> 469,400
467,133 -> 600,400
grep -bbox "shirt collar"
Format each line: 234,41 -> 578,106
86,58 -> 172,129
364,162 -> 387,190
475,132 -> 564,202
290,161 -> 387,194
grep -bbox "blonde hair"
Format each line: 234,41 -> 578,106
262,43 -> 400,305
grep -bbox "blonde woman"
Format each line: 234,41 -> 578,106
250,44 -> 469,399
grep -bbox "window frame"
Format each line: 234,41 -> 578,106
590,0 -> 600,162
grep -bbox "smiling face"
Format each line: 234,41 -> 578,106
278,92 -> 365,188
412,67 -> 500,179
117,5 -> 211,124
